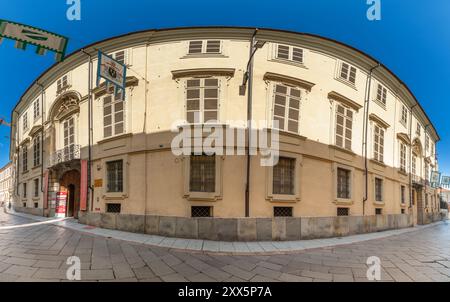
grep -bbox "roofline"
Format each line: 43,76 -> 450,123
10,26 -> 440,142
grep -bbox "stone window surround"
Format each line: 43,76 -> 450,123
332,162 -> 355,205
265,151 -> 302,202
101,154 -> 129,200
335,60 -> 357,89
183,154 -> 223,202
372,174 -> 385,206
270,43 -> 307,68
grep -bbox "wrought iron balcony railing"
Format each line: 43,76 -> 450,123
48,144 -> 80,167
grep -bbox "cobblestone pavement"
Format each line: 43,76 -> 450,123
0,211 -> 450,282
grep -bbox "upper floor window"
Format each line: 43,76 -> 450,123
112,50 -> 125,64
33,135 -> 41,167
373,124 -> 385,163
106,160 -> 123,193
275,44 -> 303,64
186,78 -> 219,123
33,99 -> 40,121
400,104 -> 408,125
188,40 -> 221,55
425,135 -> 430,152
57,74 -> 69,93
272,157 -> 296,195
22,112 -> 28,132
339,62 -> 357,85
400,142 -> 407,172
375,83 -> 387,106
335,103 -> 353,150
416,123 -> 421,136
22,145 -> 28,173
189,154 -> 215,193
272,84 -> 301,133
103,91 -> 125,138
412,154 -> 417,176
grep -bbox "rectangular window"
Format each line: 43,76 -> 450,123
33,135 -> 40,167
412,155 -> 417,176
57,75 -> 69,93
339,62 -> 357,84
106,160 -> 123,193
63,117 -> 75,160
425,163 -> 430,183
376,84 -> 387,105
191,206 -> 212,217
34,202 -> 38,208
188,40 -> 221,54
106,203 -> 121,213
273,207 -> 293,217
375,178 -> 383,202
335,104 -> 353,150
400,105 -> 408,125
272,157 -> 296,195
22,145 -> 28,172
337,207 -> 349,216
189,154 -> 215,193
400,142 -> 407,172
401,209 -> 405,214
23,182 -> 27,198
375,208 -> 382,215
401,185 -> 406,204
112,50 -> 125,64
337,167 -> 351,199
23,112 -> 28,132
273,84 -> 301,133
416,123 -> 421,136
33,178 -> 39,197
186,78 -> 219,123
373,124 -> 384,162
425,135 -> 430,152
33,99 -> 40,120
276,44 -> 303,63
103,91 -> 125,138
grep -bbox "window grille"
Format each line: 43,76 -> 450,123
106,203 -> 121,213
376,84 -> 387,105
33,99 -> 40,120
189,154 -> 215,193
401,185 -> 406,204
23,182 -> 27,198
400,142 -> 407,172
337,168 -> 351,199
375,178 -> 383,202
401,105 -> 408,125
188,40 -> 222,54
375,208 -> 382,215
337,207 -> 349,216
191,206 -> 212,217
107,160 -> 123,193
33,135 -> 41,167
273,207 -> 293,217
276,44 -> 303,63
22,145 -> 28,172
33,179 -> 39,198
23,112 -> 28,131
272,157 -> 295,195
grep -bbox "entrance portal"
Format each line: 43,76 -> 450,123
60,170 -> 80,218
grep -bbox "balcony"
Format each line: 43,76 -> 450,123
48,144 -> 80,167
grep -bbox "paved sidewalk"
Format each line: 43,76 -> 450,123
4,209 -> 444,254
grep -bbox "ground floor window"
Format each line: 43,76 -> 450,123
375,178 -> 383,202
106,203 -> 121,213
401,185 -> 406,204
106,160 -> 123,193
272,157 -> 296,195
337,207 -> 349,216
33,178 -> 39,197
273,206 -> 293,217
337,168 -> 351,199
191,206 -> 212,217
189,154 -> 216,193
375,208 -> 382,215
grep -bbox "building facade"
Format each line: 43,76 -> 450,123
9,27 -> 442,240
0,162 -> 13,207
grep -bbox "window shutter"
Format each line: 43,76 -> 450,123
292,47 -> 303,63
206,40 -> 221,53
340,63 -> 349,80
188,41 -> 203,54
349,66 -> 356,84
276,45 -> 290,60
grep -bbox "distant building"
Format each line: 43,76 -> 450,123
0,162 -> 13,207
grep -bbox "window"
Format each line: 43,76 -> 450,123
400,185 -> 406,204
57,75 -> 69,93
400,105 -> 408,125
63,117 -> 75,160
106,160 -> 123,193
106,203 -> 121,213
103,91 -> 125,138
33,99 -> 40,121
375,178 -> 383,202
34,202 -> 38,208
112,50 -> 125,64
335,104 -> 353,150
400,142 -> 407,172
275,44 -> 303,63
191,206 -> 212,217
375,208 -> 382,215
425,163 -> 430,183
273,207 -> 293,217
337,208 -> 349,216
33,135 -> 41,167
376,84 -> 387,105
337,168 -> 351,199
272,157 -> 296,195
425,135 -> 430,152
373,124 -> 384,162
22,112 -> 28,132
188,40 -> 221,54
22,182 -> 27,198
412,155 -> 417,176
33,178 -> 39,197
186,78 -> 219,123
22,145 -> 28,172
272,84 -> 301,133
401,209 -> 405,214
416,123 -> 421,136
189,154 -> 215,193
339,62 -> 357,84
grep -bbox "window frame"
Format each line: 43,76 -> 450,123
103,90 -> 126,138
399,141 -> 407,173
33,134 -> 41,167
33,178 -> 39,198
274,44 -> 304,65
22,112 -> 28,132
271,83 -> 302,134
375,83 -> 387,107
333,163 -> 355,204
33,98 -> 41,122
337,61 -> 357,85
400,104 -> 408,126
334,103 -> 354,151
266,152 -> 302,202
374,176 -> 384,203
185,78 -> 220,124
22,144 -> 28,173
101,154 -> 128,200
372,123 -> 385,163
187,40 -> 223,55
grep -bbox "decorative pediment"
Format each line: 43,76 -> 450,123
48,91 -> 81,122
28,125 -> 43,137
328,91 -> 362,111
263,72 -> 315,92
369,113 -> 390,128
397,133 -> 411,145
412,138 -> 423,156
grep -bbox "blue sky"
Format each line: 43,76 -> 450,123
0,0 -> 449,174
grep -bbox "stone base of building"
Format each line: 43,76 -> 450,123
77,212 -> 443,241
13,206 -> 44,217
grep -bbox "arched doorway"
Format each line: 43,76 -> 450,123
60,170 -> 80,218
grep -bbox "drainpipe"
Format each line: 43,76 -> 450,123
12,110 -> 19,198
409,103 -> 418,210
244,29 -> 258,217
362,63 -> 381,216
36,82 -> 45,193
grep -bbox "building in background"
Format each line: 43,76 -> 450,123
8,27 -> 442,240
0,162 -> 13,207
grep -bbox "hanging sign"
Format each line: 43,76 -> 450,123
97,51 -> 126,97
430,171 -> 441,188
0,19 -> 68,62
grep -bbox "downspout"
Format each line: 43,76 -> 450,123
409,103 -> 418,210
12,110 -> 19,198
143,41 -> 149,232
245,29 -> 258,217
362,63 -> 381,216
36,82 -> 45,194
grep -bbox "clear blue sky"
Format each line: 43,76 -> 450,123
0,0 -> 449,174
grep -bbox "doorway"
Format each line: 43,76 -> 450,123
67,184 -> 75,217
60,170 -> 81,218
